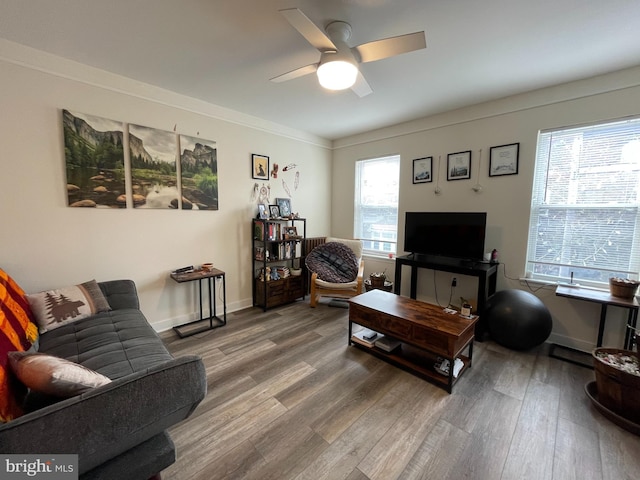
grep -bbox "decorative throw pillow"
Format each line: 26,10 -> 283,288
0,268 -> 39,423
27,280 -> 111,333
8,351 -> 111,397
305,242 -> 359,283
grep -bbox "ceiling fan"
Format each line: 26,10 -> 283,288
271,8 -> 426,97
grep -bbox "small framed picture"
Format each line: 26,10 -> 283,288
252,154 -> 269,180
257,204 -> 268,220
412,157 -> 433,184
269,204 -> 280,218
447,151 -> 472,181
489,143 -> 519,177
283,226 -> 299,240
276,197 -> 292,217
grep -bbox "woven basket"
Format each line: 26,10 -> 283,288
369,273 -> 386,289
609,278 -> 640,299
593,348 -> 640,423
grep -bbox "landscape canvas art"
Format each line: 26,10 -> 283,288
63,110 -> 126,208
129,124 -> 179,209
179,135 -> 218,210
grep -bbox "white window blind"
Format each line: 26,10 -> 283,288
526,116 -> 640,286
354,155 -> 400,255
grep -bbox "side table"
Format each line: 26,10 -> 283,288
170,268 -> 227,338
551,285 -> 639,368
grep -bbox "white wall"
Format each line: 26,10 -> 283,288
0,41 -> 332,331
332,66 -> 640,351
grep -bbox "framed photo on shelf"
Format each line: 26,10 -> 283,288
412,157 -> 433,184
257,204 -> 268,220
269,204 -> 280,218
283,226 -> 299,240
252,154 -> 269,180
447,151 -> 472,181
489,143 -> 519,177
276,197 -> 292,217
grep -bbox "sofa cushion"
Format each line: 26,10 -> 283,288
27,280 -> 111,334
37,310 -> 173,380
8,351 -> 111,397
0,269 -> 39,423
306,242 -> 359,283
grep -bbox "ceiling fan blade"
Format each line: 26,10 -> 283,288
280,8 -> 337,52
351,72 -> 373,97
352,31 -> 426,63
270,63 -> 319,83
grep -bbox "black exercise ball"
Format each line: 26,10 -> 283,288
485,289 -> 552,350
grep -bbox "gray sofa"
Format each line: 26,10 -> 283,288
0,280 -> 207,480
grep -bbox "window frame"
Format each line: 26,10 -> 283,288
526,116 -> 640,287
354,154 -> 400,257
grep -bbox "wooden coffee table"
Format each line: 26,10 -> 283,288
348,289 -> 478,393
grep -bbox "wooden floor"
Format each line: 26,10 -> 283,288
160,299 -> 640,480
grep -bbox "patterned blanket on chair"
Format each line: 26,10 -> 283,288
305,242 -> 359,283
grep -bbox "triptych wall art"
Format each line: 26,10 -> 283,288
63,110 -> 218,210
411,143 -> 520,188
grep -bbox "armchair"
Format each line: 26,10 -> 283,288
307,237 -> 364,307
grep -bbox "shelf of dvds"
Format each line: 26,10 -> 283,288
252,217 -> 306,311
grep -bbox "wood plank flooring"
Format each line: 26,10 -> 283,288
160,300 -> 640,480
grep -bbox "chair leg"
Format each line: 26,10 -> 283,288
310,292 -> 317,307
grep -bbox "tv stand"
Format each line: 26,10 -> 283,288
393,254 -> 498,340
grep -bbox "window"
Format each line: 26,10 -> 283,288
526,116 -> 640,286
354,155 -> 400,256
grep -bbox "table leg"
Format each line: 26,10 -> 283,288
447,357 -> 454,393
209,277 -> 215,329
393,261 -> 402,295
198,279 -> 203,321
410,266 -> 417,299
597,304 -> 608,347
624,308 -> 638,350
222,274 -> 227,323
348,320 -> 353,345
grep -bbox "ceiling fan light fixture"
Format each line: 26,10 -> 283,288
317,59 -> 358,91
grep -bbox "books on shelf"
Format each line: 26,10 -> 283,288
351,328 -> 380,347
434,357 -> 464,378
374,335 -> 401,353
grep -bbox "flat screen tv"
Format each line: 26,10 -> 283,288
403,212 -> 487,261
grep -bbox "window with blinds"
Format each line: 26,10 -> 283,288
354,155 -> 400,256
526,116 -> 640,286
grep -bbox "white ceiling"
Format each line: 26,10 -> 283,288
1,0 -> 639,140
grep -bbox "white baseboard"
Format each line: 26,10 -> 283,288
152,297 -> 253,332
547,332 -> 595,353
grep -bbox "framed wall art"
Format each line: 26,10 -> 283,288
129,124 -> 179,209
489,143 -> 519,177
62,110 -> 126,208
180,135 -> 218,210
447,151 -> 471,181
252,154 -> 269,180
412,157 -> 433,184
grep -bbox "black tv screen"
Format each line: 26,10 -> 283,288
403,212 -> 487,261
